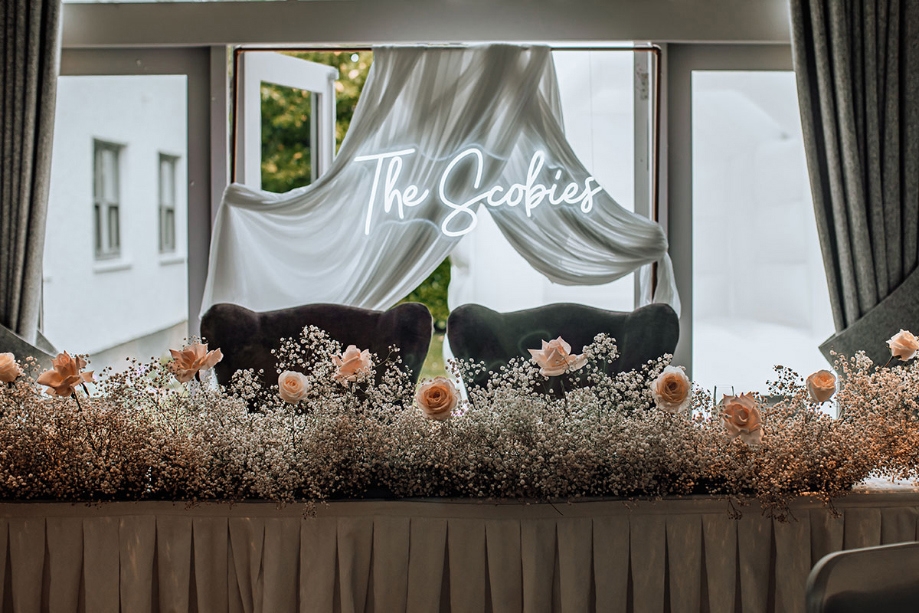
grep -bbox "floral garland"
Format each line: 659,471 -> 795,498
0,327 -> 918,518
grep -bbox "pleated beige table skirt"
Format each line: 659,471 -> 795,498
0,485 -> 917,613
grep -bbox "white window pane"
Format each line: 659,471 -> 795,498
102,148 -> 118,202
691,71 -> 835,393
46,75 -> 189,374
160,156 -> 175,207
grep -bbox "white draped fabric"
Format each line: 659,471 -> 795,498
0,486 -> 916,612
201,45 -> 679,317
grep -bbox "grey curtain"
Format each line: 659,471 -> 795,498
791,0 -> 919,365
0,0 -> 61,347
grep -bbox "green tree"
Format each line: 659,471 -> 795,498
259,51 -> 450,332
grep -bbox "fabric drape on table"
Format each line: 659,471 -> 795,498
0,0 -> 61,346
790,0 -> 919,364
201,45 -> 679,318
0,496 -> 917,612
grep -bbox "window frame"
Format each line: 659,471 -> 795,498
60,47 -> 214,338
158,152 -> 180,254
666,43 -> 797,375
93,139 -> 124,260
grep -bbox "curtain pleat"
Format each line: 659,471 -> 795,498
336,518 -> 372,613
792,0 -> 919,363
592,516 -> 628,613
701,514 -> 737,613
120,515 -> 156,613
446,518 -> 487,613
157,516 -> 193,613
521,519 -> 555,613
262,519 -> 300,612
737,514 -> 772,613
45,517 -> 82,613
9,518 -> 44,613
371,516 -> 410,611
300,516 -> 337,613
405,517 -> 446,613
229,517 -> 265,613
193,517 -> 229,613
0,0 -> 60,343
666,515 -> 702,613
773,515 -> 810,613
629,515 -> 666,612
83,517 -> 120,613
484,520 -> 523,613
556,519 -> 592,613
0,501 -> 916,611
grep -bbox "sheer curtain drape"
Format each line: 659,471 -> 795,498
202,45 -> 679,317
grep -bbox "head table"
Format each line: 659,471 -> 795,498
0,481 -> 915,613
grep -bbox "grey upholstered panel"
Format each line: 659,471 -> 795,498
447,303 -> 679,392
200,302 -> 433,390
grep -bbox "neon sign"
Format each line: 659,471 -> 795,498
353,147 -> 603,237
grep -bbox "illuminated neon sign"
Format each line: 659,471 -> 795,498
353,147 -> 603,237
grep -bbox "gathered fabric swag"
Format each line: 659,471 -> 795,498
202,45 -> 679,316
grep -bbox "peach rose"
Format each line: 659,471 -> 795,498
169,343 -> 223,383
415,377 -> 459,421
0,353 -> 22,383
806,370 -> 836,403
36,352 -> 94,397
332,345 -> 372,383
278,370 -> 310,403
528,337 -> 587,377
649,365 -> 691,413
887,329 -> 919,362
721,393 -> 763,445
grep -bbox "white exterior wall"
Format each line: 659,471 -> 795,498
43,75 -> 189,368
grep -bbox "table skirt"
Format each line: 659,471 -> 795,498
0,489 -> 918,613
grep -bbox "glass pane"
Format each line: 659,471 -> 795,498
108,206 -> 120,251
46,75 -> 189,373
159,156 -> 175,207
691,71 -> 835,393
260,83 -> 313,192
102,147 -> 118,203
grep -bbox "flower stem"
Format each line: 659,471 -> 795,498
72,391 -> 83,412
882,356 -> 896,369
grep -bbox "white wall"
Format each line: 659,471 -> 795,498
44,75 -> 189,368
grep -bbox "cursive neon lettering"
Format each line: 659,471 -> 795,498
355,147 -> 601,237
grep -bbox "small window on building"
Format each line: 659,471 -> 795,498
158,154 -> 178,253
93,140 -> 122,259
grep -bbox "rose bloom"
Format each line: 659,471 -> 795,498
36,352 -> 94,397
887,329 -> 919,362
528,337 -> 587,377
169,343 -> 223,383
721,393 -> 763,446
0,353 -> 22,383
649,365 -> 691,413
806,369 -> 836,403
278,370 -> 310,403
332,345 -> 373,383
416,377 -> 459,421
